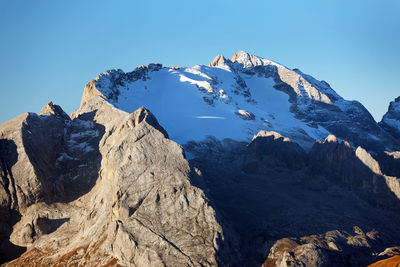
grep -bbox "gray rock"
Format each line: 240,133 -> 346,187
375,150 -> 400,178
243,130 -> 307,173
264,227 -> 385,267
308,135 -> 400,212
209,55 -> 227,67
235,110 -> 255,120
379,96 -> 400,139
40,101 -> 70,120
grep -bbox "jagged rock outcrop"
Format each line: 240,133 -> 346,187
0,99 -> 233,266
80,63 -> 163,108
264,227 -> 389,267
209,55 -> 227,67
243,131 -> 307,173
0,103 -> 103,263
185,133 -> 400,267
308,135 -> 400,212
0,111 -> 68,262
40,101 -> 70,120
374,150 -> 400,178
380,96 -> 400,139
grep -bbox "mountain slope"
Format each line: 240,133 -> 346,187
380,96 -> 400,140
80,50 -> 399,151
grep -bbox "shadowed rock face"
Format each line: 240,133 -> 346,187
308,138 -> 400,213
380,96 -> 400,139
0,107 -> 104,262
243,131 -> 307,173
0,139 -> 26,263
375,151 -> 400,178
184,132 -> 400,267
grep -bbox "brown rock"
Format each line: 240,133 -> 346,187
368,255 -> 400,267
243,130 -> 307,173
209,55 -> 227,67
40,101 -> 70,120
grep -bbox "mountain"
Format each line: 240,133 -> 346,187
80,50 -> 399,151
380,96 -> 400,140
1,51 -> 400,266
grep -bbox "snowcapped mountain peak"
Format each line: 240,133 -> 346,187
209,55 -> 227,67
230,50 -> 264,68
229,50 -> 284,69
78,51 -> 400,151
209,51 -> 279,70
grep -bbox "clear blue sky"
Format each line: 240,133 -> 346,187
1,0 -> 399,123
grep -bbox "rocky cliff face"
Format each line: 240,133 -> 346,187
184,133 -> 400,266
243,130 -> 307,173
380,96 -> 400,140
308,136 -> 400,212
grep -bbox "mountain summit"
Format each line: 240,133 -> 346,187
80,50 -> 399,151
